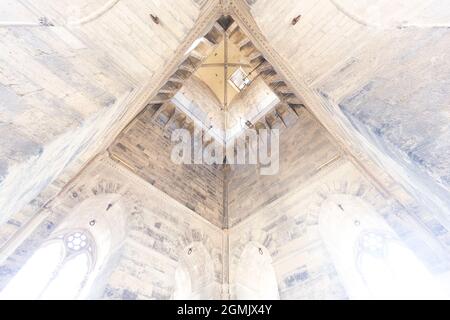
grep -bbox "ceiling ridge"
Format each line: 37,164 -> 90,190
112,0 -> 306,152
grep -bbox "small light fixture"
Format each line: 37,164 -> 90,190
150,14 -> 160,25
89,219 -> 96,226
188,248 -> 193,255
291,15 -> 302,25
258,248 -> 263,255
72,192 -> 78,198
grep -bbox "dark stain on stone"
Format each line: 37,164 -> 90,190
116,143 -> 127,151
7,219 -> 21,227
104,97 -> 117,107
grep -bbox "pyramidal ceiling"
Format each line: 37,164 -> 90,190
106,0 -> 450,227
106,10 -> 310,227
0,0 -> 311,230
110,14 -> 304,156
105,0 -> 450,231
2,0 -> 448,234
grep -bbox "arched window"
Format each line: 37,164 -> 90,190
172,243 -> 215,300
0,194 -> 127,300
235,243 -> 280,300
1,230 -> 94,299
319,194 -> 447,299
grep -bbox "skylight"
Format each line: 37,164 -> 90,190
228,67 -> 251,91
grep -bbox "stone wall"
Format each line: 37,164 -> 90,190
0,0 -> 205,241
1,0 -> 450,300
174,75 -> 224,133
320,28 -> 450,204
0,155 -> 223,299
227,77 -> 279,137
1,116 -> 450,299
227,107 -> 341,226
227,105 -> 450,299
109,106 -> 225,228
247,0 -> 450,244
229,159 -> 450,299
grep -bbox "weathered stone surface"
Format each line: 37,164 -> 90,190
0,156 -> 223,299
229,160 -> 450,299
110,106 -> 225,228
228,107 -> 341,226
0,0 -> 203,226
1,0 -> 450,300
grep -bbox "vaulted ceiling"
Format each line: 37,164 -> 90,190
0,0 -> 449,231
167,16 -> 288,144
246,0 -> 450,224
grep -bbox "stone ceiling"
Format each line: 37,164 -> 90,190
0,0 -> 449,236
195,36 -> 251,106
170,16 -> 281,144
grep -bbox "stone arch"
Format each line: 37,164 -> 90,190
305,179 -> 395,227
64,178 -> 142,215
229,228 -> 275,298
0,193 -> 131,299
52,193 -> 130,262
172,241 -> 216,300
231,228 -> 273,260
177,226 -> 222,284
317,193 -> 447,299
60,177 -> 144,245
302,176 -> 449,272
233,241 -> 280,300
48,193 -> 132,299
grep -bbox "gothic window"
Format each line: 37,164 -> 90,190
1,230 -> 94,300
0,194 -> 128,300
319,194 -> 446,299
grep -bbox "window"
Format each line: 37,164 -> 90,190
355,230 -> 445,299
229,67 -> 251,91
0,230 -> 94,300
0,194 -> 128,300
319,194 -> 447,299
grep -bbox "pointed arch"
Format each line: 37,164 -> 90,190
234,242 -> 280,300
0,194 -> 129,299
172,242 -> 215,300
318,194 -> 447,299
